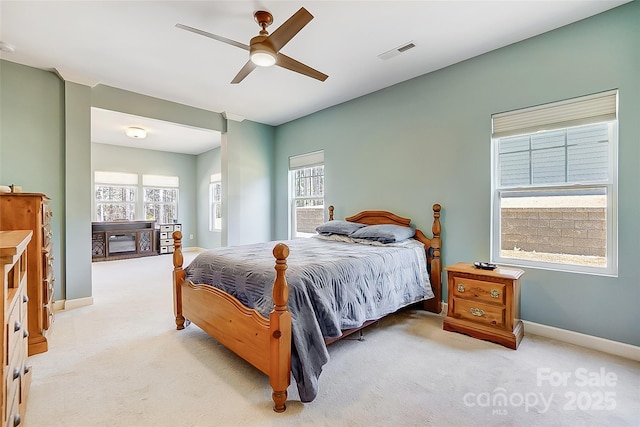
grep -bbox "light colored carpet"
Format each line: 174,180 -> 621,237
25,252 -> 639,426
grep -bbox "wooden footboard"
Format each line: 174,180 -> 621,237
172,234 -> 291,412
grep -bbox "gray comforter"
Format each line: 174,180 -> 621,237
184,236 -> 433,402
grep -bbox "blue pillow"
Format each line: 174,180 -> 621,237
350,224 -> 415,243
315,220 -> 366,236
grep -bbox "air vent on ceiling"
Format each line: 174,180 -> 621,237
378,41 -> 416,60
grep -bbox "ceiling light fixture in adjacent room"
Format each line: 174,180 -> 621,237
125,127 -> 147,139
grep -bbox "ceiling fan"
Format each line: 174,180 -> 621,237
176,7 -> 328,84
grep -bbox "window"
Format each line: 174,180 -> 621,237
95,171 -> 138,222
143,174 -> 179,224
209,173 -> 222,231
491,90 -> 617,276
289,150 -> 324,238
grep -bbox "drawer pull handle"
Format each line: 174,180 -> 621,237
490,289 -> 500,298
457,284 -> 465,293
13,367 -> 20,380
24,365 -> 31,375
23,330 -> 29,338
14,321 -> 22,332
23,294 -> 29,303
13,414 -> 21,427
470,307 -> 485,317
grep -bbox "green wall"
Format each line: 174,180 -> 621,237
222,119 -> 275,246
196,147 -> 222,249
274,2 -> 640,346
0,60 -> 65,299
64,82 -> 92,300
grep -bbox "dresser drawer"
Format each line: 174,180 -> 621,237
451,298 -> 506,328
160,225 -> 174,232
43,303 -> 53,331
160,239 -> 173,246
42,223 -> 53,248
6,338 -> 25,405
43,252 -> 54,280
43,276 -> 54,303
453,277 -> 506,305
6,384 -> 20,427
6,298 -> 25,363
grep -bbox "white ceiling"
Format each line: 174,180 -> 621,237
91,108 -> 222,155
1,0 -> 630,155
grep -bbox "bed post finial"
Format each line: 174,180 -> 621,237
432,204 -> 441,240
272,243 -> 290,311
328,205 -> 334,221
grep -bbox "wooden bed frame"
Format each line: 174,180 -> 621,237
172,204 -> 442,412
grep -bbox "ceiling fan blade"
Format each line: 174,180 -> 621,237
175,23 -> 249,51
268,7 -> 313,52
231,60 -> 257,84
276,53 -> 328,82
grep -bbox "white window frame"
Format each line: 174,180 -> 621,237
94,171 -> 138,222
142,174 -> 179,224
491,91 -> 618,276
209,173 -> 222,231
289,150 -> 325,239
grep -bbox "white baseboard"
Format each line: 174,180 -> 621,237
440,302 -> 639,361
523,320 -> 640,361
54,297 -> 94,311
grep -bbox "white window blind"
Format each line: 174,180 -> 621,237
142,174 -> 179,187
289,150 -> 324,170
95,171 -> 138,185
492,90 -> 617,138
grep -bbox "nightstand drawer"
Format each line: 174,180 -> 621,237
453,277 -> 506,305
452,298 -> 505,328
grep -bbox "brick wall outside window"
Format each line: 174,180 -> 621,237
501,208 -> 606,257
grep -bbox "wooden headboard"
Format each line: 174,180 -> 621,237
328,204 -> 442,314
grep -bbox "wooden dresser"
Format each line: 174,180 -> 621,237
0,194 -> 54,355
1,230 -> 33,427
443,262 -> 524,349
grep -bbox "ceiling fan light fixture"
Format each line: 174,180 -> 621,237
125,127 -> 147,139
250,49 -> 276,67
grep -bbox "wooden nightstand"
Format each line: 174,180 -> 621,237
443,262 -> 524,349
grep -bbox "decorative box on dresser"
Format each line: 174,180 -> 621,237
1,230 -> 33,427
443,262 -> 524,349
0,193 -> 54,356
157,223 -> 181,254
